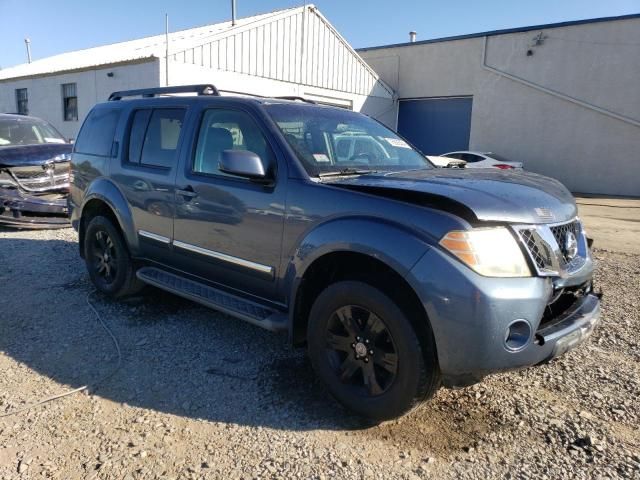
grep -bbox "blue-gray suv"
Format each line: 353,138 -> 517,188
69,85 -> 601,420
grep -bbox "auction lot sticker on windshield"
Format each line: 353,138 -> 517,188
384,137 -> 410,149
313,153 -> 331,163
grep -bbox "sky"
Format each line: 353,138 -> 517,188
0,0 -> 638,68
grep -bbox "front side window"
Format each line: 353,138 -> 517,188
126,108 -> 184,168
265,104 -> 431,176
74,107 -> 120,156
15,89 -> 28,115
62,83 -> 78,121
193,109 -> 274,176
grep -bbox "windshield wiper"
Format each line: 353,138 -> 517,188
318,168 -> 376,178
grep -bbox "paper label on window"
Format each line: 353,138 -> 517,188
313,153 -> 330,163
44,138 -> 66,144
384,137 -> 410,149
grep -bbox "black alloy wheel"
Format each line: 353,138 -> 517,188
307,281 -> 440,420
89,230 -> 118,286
83,215 -> 143,297
325,305 -> 398,397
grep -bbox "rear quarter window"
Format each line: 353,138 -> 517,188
74,107 -> 121,156
126,108 -> 185,168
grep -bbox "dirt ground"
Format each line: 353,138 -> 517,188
576,196 -> 640,254
0,199 -> 638,479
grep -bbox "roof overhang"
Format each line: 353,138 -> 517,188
0,56 -> 158,83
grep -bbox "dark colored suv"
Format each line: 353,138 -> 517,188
69,85 -> 600,420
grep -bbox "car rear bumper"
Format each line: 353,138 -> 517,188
408,247 -> 600,387
0,187 -> 69,229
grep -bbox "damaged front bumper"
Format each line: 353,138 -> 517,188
409,246 -> 601,388
0,187 -> 69,228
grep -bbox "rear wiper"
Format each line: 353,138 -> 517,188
318,168 -> 376,178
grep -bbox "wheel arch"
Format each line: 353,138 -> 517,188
286,217 -> 436,359
78,179 -> 137,258
290,250 -> 438,368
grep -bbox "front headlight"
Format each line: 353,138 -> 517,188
439,227 -> 531,277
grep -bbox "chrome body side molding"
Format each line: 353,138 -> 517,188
172,240 -> 274,275
138,230 -> 171,244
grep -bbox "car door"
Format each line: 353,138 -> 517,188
172,105 -> 286,300
110,105 -> 187,259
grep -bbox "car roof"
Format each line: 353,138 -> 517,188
0,113 -> 48,121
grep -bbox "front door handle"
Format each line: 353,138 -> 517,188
177,186 -> 198,199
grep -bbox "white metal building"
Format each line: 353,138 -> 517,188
0,5 -> 394,140
359,14 -> 640,196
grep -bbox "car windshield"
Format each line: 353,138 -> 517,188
265,104 -> 432,175
0,116 -> 66,147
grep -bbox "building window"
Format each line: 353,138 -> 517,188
61,83 -> 78,121
15,88 -> 28,115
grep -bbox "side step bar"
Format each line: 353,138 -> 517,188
136,267 -> 287,332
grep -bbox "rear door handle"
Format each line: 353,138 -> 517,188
177,186 -> 198,199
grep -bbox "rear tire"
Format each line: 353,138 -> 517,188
83,215 -> 143,297
307,281 -> 439,420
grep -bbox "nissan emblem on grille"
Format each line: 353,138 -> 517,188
564,231 -> 578,260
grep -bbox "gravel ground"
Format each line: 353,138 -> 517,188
0,226 -> 638,480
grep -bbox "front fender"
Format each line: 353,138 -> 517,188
80,178 -> 139,255
285,216 -> 432,322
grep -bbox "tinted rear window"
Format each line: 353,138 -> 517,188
74,107 -> 120,156
126,108 -> 184,168
127,109 -> 152,164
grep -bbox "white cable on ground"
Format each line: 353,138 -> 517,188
0,291 -> 122,419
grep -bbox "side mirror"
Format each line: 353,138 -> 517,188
219,150 -> 269,180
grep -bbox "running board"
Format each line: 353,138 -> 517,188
136,267 -> 287,332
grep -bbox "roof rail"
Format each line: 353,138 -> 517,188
108,84 -> 220,101
274,96 -> 317,104
217,89 -> 267,98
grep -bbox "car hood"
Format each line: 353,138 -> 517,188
325,168 -> 577,225
0,143 -> 72,167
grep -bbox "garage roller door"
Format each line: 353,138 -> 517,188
397,96 -> 472,155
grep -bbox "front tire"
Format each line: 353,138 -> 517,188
83,215 -> 143,297
307,281 -> 439,420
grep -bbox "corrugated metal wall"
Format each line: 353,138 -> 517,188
170,7 -> 391,97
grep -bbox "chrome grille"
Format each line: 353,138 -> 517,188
9,163 -> 70,192
520,230 -> 548,268
520,229 -> 549,269
550,220 -> 581,263
515,219 -> 587,277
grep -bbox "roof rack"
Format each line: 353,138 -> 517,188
108,84 -> 220,101
217,89 -> 267,98
107,85 -> 318,104
274,96 -> 317,104
217,91 -> 316,104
